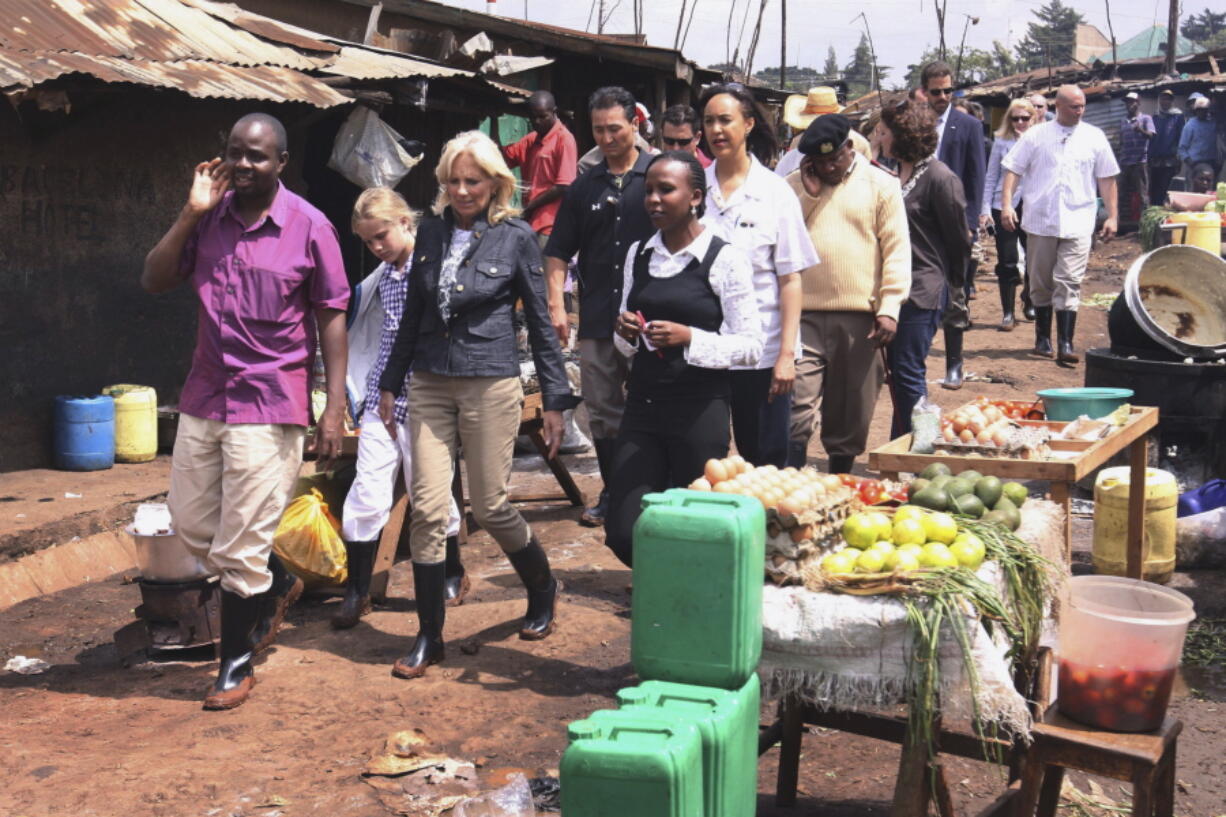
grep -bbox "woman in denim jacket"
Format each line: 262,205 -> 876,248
379,131 -> 579,681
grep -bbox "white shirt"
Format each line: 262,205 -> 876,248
702,157 -> 819,369
615,229 -> 762,370
1002,120 -> 1120,239
774,148 -> 802,179
935,107 -> 951,153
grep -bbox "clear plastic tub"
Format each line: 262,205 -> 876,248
1057,576 -> 1195,731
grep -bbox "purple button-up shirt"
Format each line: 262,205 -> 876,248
178,183 -> 350,426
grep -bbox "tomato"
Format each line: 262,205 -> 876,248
1057,658 -> 1176,732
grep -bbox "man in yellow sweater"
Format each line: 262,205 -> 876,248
784,114 -> 911,473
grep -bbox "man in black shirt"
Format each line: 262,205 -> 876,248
545,86 -> 654,527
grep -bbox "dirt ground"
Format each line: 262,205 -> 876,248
3,235 -> 1225,817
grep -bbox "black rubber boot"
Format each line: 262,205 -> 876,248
203,589 -> 262,710
786,441 -> 808,469
998,282 -> 1017,332
827,454 -> 855,475
1021,276 -> 1035,320
1032,307 -> 1054,358
580,438 -> 616,527
1056,310 -> 1080,365
251,552 -> 303,653
941,327 -> 964,390
443,534 -> 470,607
332,540 -> 375,630
507,535 -> 558,641
391,562 -> 446,679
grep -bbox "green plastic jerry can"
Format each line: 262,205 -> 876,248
631,489 -> 765,689
561,710 -> 703,817
617,675 -> 761,817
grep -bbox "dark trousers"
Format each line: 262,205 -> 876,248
604,394 -> 731,567
730,368 -> 791,467
991,207 -> 1028,286
886,301 -> 941,440
1118,163 -> 1150,224
1148,159 -> 1178,205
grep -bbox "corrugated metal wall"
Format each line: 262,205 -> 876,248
1084,96 -> 1127,151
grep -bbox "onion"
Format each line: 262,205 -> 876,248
689,477 -> 712,491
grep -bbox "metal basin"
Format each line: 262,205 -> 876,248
1123,244 -> 1226,360
128,526 -> 212,583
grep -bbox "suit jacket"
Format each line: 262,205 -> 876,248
937,107 -> 987,231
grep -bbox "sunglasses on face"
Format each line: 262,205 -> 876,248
927,87 -> 955,96
661,136 -> 695,147
1011,115 -> 1032,122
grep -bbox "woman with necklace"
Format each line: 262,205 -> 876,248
698,84 -> 817,468
378,131 -> 579,679
876,101 -> 971,439
603,150 -> 762,567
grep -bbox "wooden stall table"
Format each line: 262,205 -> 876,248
869,406 -> 1158,578
302,391 -> 587,601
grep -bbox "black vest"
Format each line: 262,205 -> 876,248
626,236 -> 729,400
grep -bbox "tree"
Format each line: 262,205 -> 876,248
1182,8 -> 1226,47
753,65 -> 824,92
843,33 -> 888,98
1014,0 -> 1085,71
905,41 -> 1018,88
823,46 -> 839,80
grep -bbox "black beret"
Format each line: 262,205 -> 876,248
799,113 -> 851,157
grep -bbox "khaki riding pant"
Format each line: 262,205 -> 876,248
408,372 -> 530,564
167,414 -> 305,597
1026,234 -> 1091,311
790,311 -> 884,459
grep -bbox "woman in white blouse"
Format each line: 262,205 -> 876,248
699,83 -> 819,467
603,151 -> 762,567
980,98 -> 1037,330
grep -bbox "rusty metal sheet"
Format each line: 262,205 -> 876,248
319,45 -> 469,81
0,48 -> 349,107
177,0 -> 340,54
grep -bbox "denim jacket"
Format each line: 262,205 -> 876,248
379,209 -> 580,413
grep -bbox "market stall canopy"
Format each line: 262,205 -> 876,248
0,0 -> 502,108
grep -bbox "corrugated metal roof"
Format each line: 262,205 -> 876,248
0,0 -> 501,108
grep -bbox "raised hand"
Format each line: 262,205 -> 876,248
187,158 -> 230,216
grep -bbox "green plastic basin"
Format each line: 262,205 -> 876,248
1037,387 -> 1134,421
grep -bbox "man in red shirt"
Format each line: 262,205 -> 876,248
501,90 -> 578,244
142,113 -> 350,710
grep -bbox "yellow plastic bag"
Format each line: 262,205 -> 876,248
273,488 -> 348,586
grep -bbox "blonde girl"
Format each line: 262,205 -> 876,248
336,188 -> 463,630
980,98 -> 1037,330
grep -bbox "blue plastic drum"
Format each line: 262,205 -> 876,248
53,395 -> 115,471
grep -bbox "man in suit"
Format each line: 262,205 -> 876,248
920,61 -> 985,391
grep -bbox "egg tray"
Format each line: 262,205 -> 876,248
936,421 -> 1053,460
763,492 -> 862,586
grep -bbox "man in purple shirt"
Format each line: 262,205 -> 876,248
142,113 -> 350,710
1118,92 -> 1155,227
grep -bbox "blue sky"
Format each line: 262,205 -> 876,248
444,0 -> 1179,85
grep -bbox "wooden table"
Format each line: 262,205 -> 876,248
868,406 -> 1158,577
303,391 -> 587,601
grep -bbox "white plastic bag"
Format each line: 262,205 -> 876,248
453,773 -> 535,817
328,106 -> 420,189
908,397 -> 943,453
1176,506 -> 1226,569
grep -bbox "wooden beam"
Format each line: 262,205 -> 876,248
363,1 -> 383,45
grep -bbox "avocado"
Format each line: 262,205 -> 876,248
911,484 -> 950,511
956,469 -> 983,484
1001,481 -> 1028,507
982,509 -> 1012,530
920,462 -> 952,480
944,477 -> 974,498
974,476 -> 1003,508
949,493 -> 986,518
993,497 -> 1022,530
929,474 -> 953,490
907,478 -> 931,499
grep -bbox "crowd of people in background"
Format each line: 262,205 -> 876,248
147,65 -> 1220,709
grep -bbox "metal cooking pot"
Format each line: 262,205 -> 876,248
1123,244 -> 1226,360
127,526 -> 212,583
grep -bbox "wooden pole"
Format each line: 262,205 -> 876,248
1104,0 -> 1119,79
673,0 -> 688,49
1164,0 -> 1179,75
780,0 -> 787,91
